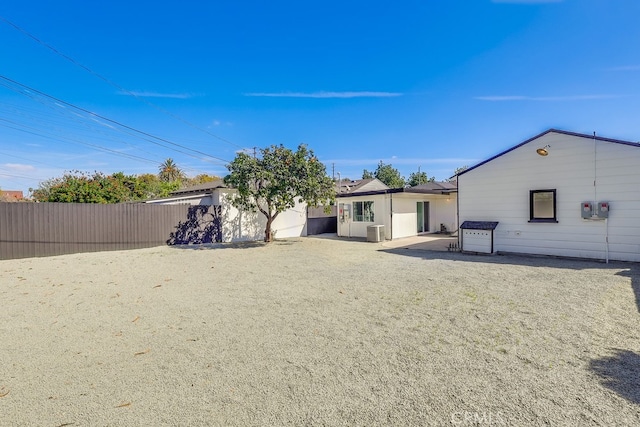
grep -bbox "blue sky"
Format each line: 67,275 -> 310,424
1,0 -> 639,195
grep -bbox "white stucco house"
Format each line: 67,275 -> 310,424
336,180 -> 458,241
457,129 -> 640,262
146,181 -> 307,242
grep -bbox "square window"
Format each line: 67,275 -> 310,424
353,201 -> 374,222
529,189 -> 557,223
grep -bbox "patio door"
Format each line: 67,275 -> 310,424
417,201 -> 429,233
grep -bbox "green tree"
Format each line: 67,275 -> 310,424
31,171 -> 123,203
137,173 -> 181,199
363,161 -> 405,188
30,171 -> 165,203
187,173 -> 222,186
448,165 -> 468,182
407,171 -> 435,187
158,158 -> 186,183
225,144 -> 335,242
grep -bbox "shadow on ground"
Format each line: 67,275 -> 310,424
615,269 -> 640,313
380,245 -> 640,313
167,239 -> 299,251
589,349 -> 640,404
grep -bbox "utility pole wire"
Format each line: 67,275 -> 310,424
0,16 -> 245,151
0,75 -> 230,164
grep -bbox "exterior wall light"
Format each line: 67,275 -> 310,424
536,145 -> 551,156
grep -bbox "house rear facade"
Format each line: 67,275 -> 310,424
458,129 -> 640,262
337,181 -> 457,240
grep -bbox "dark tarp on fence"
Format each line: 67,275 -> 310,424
306,205 -> 337,235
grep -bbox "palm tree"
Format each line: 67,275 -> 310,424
158,158 -> 186,182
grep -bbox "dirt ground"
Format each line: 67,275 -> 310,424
0,236 -> 639,426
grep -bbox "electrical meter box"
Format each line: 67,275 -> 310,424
597,201 -> 610,218
581,202 -> 593,219
339,203 -> 351,222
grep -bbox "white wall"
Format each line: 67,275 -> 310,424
148,190 -> 307,242
458,131 -> 640,262
337,194 -> 389,239
390,195 -> 417,239
337,192 -> 458,240
218,190 -> 307,242
391,194 -> 457,238
432,196 -> 457,234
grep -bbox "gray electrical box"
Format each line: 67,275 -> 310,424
339,203 -> 351,222
581,202 -> 593,219
597,201 -> 610,218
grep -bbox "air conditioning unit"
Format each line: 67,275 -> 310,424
367,225 -> 384,242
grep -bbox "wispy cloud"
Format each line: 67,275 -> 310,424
607,65 -> 640,71
244,91 -> 403,99
475,94 -> 622,101
208,119 -> 233,129
492,0 -> 563,4
118,90 -> 198,99
3,163 -> 35,172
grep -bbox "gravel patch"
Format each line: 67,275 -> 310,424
1,237 -> 639,426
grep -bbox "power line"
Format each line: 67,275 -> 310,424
0,117 -> 219,179
0,16 -> 246,151
0,149 -> 58,169
0,100 -> 215,172
0,75 -> 231,165
0,169 -> 40,181
0,117 -> 160,165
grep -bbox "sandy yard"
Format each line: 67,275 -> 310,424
0,236 -> 639,426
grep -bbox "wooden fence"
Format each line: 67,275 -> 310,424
0,202 -> 198,260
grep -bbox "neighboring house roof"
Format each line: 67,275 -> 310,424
0,190 -> 24,201
458,129 -> 640,177
143,180 -> 228,204
336,181 -> 457,198
405,181 -> 457,194
337,178 -> 389,194
169,180 -> 228,196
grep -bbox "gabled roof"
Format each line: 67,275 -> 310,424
337,178 -> 389,194
458,129 -> 640,177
